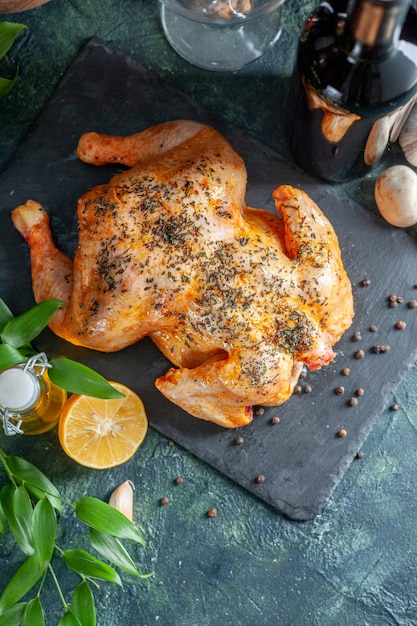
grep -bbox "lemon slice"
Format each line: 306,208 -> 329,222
58,382 -> 148,469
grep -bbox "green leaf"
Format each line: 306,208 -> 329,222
23,597 -> 45,626
0,343 -> 27,371
13,485 -> 34,555
0,299 -> 14,333
0,554 -> 42,614
63,549 -> 122,586
6,455 -> 62,513
70,582 -> 96,626
75,497 -> 145,546
0,500 -> 6,535
32,498 -> 56,569
1,299 -> 65,348
0,73 -> 18,98
0,602 -> 27,626
0,485 -> 14,534
49,358 -> 124,399
0,22 -> 26,59
58,611 -> 83,626
0,484 -> 34,556
89,528 -> 146,578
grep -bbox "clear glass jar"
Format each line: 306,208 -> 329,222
0,353 -> 67,436
159,0 -> 286,71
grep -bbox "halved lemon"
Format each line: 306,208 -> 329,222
58,382 -> 148,469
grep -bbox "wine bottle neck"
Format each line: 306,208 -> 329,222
347,0 -> 410,56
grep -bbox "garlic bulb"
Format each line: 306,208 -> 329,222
399,104 -> 417,166
375,165 -> 417,227
109,480 -> 134,521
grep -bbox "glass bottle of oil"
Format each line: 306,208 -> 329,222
0,353 -> 67,436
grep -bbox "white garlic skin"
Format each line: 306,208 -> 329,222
398,104 -> 417,166
109,480 -> 134,521
375,165 -> 417,227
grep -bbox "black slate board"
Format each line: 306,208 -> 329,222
1,38 -> 417,520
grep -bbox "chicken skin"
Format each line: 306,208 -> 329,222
12,120 -> 354,428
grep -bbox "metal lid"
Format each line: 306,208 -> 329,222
0,367 -> 41,412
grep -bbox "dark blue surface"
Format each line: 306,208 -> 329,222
1,1 -> 417,624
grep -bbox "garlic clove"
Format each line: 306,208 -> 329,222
399,103 -> 417,166
390,98 -> 416,143
109,480 -> 134,521
364,116 -> 390,165
375,165 -> 417,227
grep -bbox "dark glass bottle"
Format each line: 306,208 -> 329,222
290,0 -> 417,182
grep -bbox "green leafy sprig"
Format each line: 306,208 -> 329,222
0,298 -> 123,399
0,22 -> 26,98
0,449 -> 152,625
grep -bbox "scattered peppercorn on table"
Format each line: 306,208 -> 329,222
1,0 -> 417,624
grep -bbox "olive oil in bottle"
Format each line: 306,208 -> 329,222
290,0 -> 417,182
0,353 -> 67,436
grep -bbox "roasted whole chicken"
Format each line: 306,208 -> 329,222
12,120 -> 354,428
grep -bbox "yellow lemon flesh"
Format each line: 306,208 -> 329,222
58,382 -> 148,469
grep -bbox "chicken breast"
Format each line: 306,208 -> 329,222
12,120 -> 354,428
